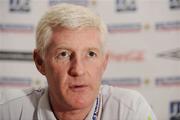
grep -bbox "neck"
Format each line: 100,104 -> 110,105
49,95 -> 93,120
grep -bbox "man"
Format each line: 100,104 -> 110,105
0,3 -> 157,120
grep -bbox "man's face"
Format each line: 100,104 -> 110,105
41,27 -> 108,110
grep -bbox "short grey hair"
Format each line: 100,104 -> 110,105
35,3 -> 107,57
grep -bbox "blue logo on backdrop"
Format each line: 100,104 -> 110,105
155,21 -> 180,31
102,77 -> 141,87
9,0 -> 31,12
169,0 -> 180,9
108,23 -> 142,33
49,0 -> 88,6
0,76 -> 32,87
156,76 -> 180,87
0,23 -> 34,33
170,101 -> 180,120
116,0 -> 137,12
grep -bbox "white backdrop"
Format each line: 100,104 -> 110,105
0,0 -> 180,120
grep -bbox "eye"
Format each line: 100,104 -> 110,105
57,50 -> 71,59
87,50 -> 97,58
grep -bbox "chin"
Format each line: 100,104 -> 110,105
68,96 -> 95,110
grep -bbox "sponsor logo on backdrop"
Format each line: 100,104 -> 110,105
116,0 -> 137,12
9,0 -> 31,12
102,77 -> 141,87
155,21 -> 180,31
156,76 -> 180,87
0,76 -> 31,87
169,0 -> 180,9
157,48 -> 180,61
170,101 -> 180,120
144,78 -> 151,86
108,23 -> 142,33
49,0 -> 89,6
0,51 -> 33,61
143,23 -> 151,31
0,23 -> 34,33
91,0 -> 97,5
109,50 -> 145,62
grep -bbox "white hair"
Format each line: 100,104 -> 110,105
36,3 -> 107,57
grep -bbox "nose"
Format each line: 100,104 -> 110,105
69,56 -> 85,76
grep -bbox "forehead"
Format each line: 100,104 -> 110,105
47,27 -> 102,50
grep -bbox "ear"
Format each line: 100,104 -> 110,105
102,52 -> 109,71
33,49 -> 46,75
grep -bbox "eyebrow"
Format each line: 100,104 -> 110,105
55,46 -> 103,53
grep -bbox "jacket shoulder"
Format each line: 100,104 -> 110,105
0,87 -> 45,105
101,85 -> 146,111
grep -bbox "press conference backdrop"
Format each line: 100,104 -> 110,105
0,0 -> 180,119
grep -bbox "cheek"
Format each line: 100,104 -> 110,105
45,63 -> 66,84
89,63 -> 104,80
46,65 -> 70,97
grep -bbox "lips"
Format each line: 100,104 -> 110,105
69,84 -> 89,92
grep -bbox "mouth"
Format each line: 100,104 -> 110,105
69,85 -> 89,92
